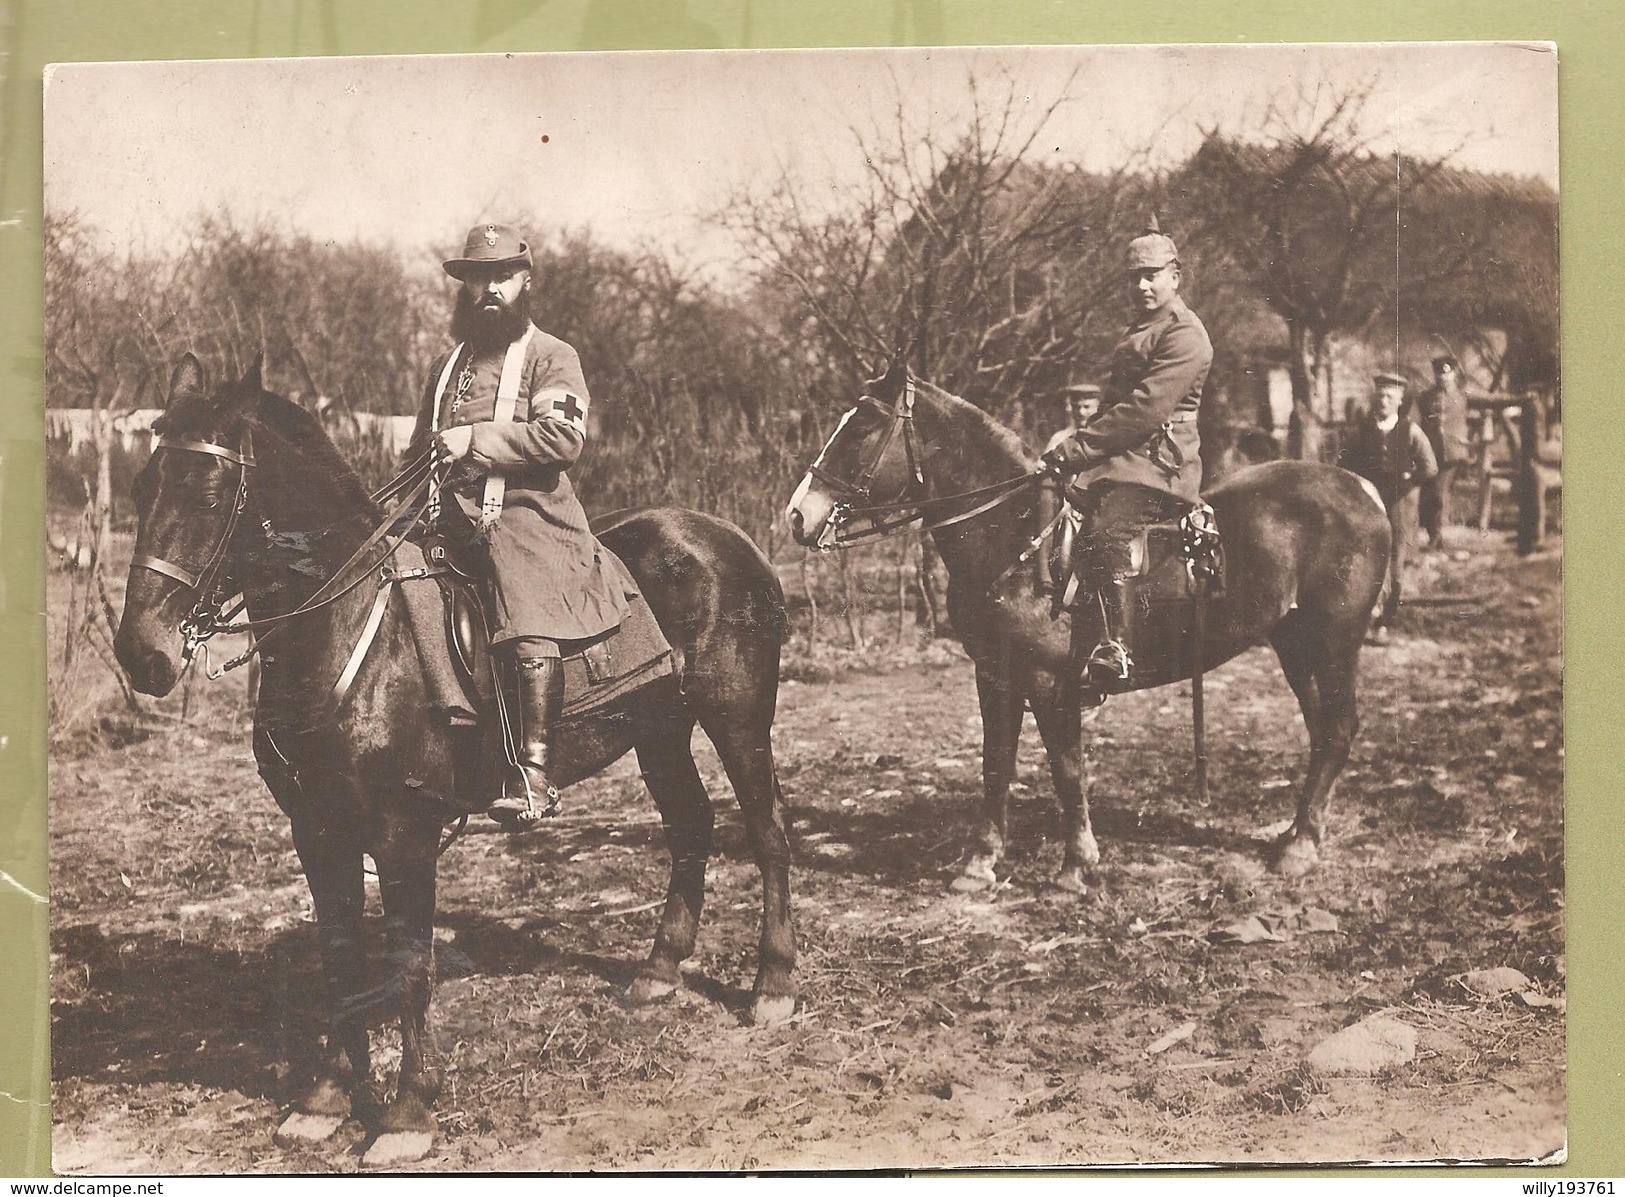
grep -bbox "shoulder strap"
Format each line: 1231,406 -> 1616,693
477,325 -> 537,531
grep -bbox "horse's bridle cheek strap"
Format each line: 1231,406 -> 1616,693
132,432 -> 255,595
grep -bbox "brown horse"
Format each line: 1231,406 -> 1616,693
786,363 -> 1390,894
114,355 -> 795,1166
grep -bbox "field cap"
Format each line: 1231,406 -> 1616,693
1125,214 -> 1179,270
1373,371 -> 1409,390
443,222 -> 532,280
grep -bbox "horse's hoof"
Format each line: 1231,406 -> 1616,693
749,992 -> 796,1027
361,1130 -> 436,1170
1076,831 -> 1101,868
1052,867 -> 1089,896
274,1111 -> 345,1148
950,859 -> 998,893
626,974 -> 679,1005
1274,835 -> 1320,878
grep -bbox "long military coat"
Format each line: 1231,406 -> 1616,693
1415,382 -> 1473,467
409,323 -> 631,646
1062,295 -> 1213,503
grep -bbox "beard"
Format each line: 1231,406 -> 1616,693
450,289 -> 529,350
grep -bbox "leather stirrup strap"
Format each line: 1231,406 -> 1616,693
478,325 -> 536,532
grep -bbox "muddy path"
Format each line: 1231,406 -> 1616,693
49,535 -> 1564,1172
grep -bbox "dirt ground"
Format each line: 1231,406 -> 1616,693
48,526 -> 1564,1173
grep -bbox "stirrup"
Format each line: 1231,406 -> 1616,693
1085,639 -> 1132,685
487,770 -> 561,832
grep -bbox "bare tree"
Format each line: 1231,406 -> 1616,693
1181,83 -> 1474,459
719,68 -> 1157,436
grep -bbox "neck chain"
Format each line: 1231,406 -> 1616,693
446,353 -> 476,425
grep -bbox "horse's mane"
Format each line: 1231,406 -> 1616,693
911,377 -> 1035,469
155,382 -> 378,515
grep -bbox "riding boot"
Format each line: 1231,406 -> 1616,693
1084,578 -> 1134,689
488,655 -> 565,832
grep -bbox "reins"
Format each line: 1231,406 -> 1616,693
137,432 -> 441,674
815,470 -> 1043,548
802,376 -> 1045,551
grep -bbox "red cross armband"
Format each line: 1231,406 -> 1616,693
536,387 -> 589,436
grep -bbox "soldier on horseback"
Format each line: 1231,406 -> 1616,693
1041,217 -> 1213,689
410,222 -> 633,831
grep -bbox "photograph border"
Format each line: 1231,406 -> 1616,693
3,1 -> 1618,1178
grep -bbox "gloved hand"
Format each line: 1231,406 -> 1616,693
1041,436 -> 1089,474
438,425 -> 474,461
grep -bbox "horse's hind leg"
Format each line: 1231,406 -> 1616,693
363,816 -> 444,1168
703,712 -> 796,1026
1270,610 -> 1360,877
627,714 -> 714,1007
276,815 -> 369,1148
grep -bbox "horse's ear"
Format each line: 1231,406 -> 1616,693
878,354 -> 909,397
240,352 -> 265,393
167,354 -> 206,406
861,353 -> 909,399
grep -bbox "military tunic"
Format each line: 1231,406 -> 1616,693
409,323 -> 632,647
1063,295 -> 1213,503
1415,381 -> 1473,467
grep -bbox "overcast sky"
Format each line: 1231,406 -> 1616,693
43,42 -> 1557,273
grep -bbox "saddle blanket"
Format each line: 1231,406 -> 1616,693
391,540 -> 676,726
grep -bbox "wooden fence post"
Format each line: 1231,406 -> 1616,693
1517,394 -> 1540,555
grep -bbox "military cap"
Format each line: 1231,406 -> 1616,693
1431,354 -> 1459,372
1373,371 -> 1409,390
443,222 -> 532,280
1125,214 -> 1180,270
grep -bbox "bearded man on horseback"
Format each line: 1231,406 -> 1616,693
410,221 -> 632,831
1041,217 -> 1213,688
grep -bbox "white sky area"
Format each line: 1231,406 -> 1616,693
43,42 -> 1557,276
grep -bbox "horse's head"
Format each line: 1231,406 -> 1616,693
114,353 -> 269,695
785,358 -> 926,549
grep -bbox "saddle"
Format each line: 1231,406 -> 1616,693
1054,501 -> 1224,689
1055,501 -> 1223,608
390,536 -> 676,814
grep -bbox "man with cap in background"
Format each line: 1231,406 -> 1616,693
409,222 -> 632,831
1339,371 -> 1439,639
1042,217 -> 1213,688
1415,354 -> 1473,549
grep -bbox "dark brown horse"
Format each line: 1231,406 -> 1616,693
786,363 -> 1390,894
114,355 -> 795,1166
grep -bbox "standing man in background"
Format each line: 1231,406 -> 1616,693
1339,371 -> 1439,640
1416,354 -> 1472,550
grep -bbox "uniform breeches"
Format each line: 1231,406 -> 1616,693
1070,483 -> 1191,583
1379,489 -> 1420,625
1419,462 -> 1459,539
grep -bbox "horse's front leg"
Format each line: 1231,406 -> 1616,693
1029,679 -> 1098,894
363,817 -> 444,1169
953,662 -> 1023,893
275,812 -> 369,1149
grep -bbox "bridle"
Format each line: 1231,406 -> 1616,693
131,432 -> 256,665
801,375 -> 1041,550
132,428 -> 437,674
